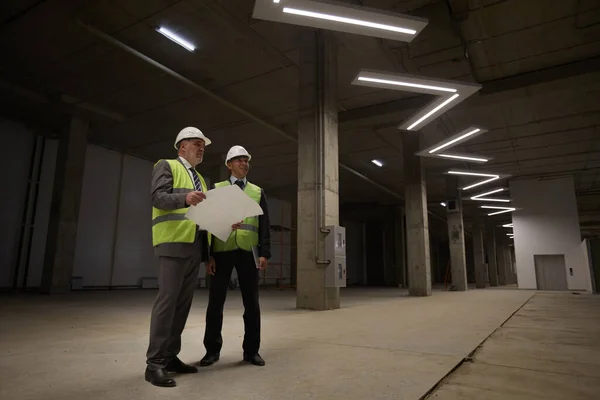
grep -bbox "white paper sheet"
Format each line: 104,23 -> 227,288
185,185 -> 263,242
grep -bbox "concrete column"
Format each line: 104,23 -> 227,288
472,221 -> 486,288
296,29 -> 340,310
394,206 -> 407,288
486,226 -> 499,287
41,115 -> 88,294
402,131 -> 432,297
496,232 -> 508,286
446,177 -> 467,291
504,246 -> 514,284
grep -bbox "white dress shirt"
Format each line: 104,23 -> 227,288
179,156 -> 202,191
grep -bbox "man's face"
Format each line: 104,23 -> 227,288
227,156 -> 249,178
180,139 -> 205,166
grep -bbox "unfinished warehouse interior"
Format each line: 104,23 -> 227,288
1,0 -> 600,399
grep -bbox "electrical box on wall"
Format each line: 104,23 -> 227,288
324,225 -> 347,288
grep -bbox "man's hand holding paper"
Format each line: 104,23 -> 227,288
185,185 -> 263,242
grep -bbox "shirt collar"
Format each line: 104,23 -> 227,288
230,175 -> 247,185
179,156 -> 193,170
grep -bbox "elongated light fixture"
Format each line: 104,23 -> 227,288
502,223 -> 513,228
481,205 -> 516,216
283,7 -> 417,35
470,188 -> 511,202
447,171 -> 500,191
429,128 -> 480,154
356,77 -> 456,92
407,94 -> 459,131
371,159 -> 383,167
438,154 -> 488,162
156,27 -> 195,52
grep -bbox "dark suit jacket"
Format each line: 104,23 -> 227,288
151,159 -> 209,260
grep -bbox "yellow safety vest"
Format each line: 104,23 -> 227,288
151,159 -> 207,246
212,180 -> 261,252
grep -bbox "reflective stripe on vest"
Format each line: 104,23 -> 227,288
151,159 -> 207,246
212,180 -> 261,252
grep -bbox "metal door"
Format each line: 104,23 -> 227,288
534,254 -> 568,291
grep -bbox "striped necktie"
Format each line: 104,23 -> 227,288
189,168 -> 202,191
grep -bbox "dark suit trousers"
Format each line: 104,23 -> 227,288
146,254 -> 201,371
203,250 -> 261,356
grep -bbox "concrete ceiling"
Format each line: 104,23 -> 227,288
1,0 -> 599,235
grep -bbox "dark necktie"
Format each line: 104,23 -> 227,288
189,168 -> 202,191
235,179 -> 244,190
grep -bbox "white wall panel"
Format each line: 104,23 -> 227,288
511,176 -> 592,291
111,155 -> 157,286
27,139 -> 58,287
73,145 -> 122,286
0,119 -> 34,288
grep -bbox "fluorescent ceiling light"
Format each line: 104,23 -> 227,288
437,154 -> 488,162
447,170 -> 501,191
407,94 -> 459,131
470,188 -> 511,202
440,202 -> 447,207
156,27 -> 195,52
429,128 -> 480,154
371,159 -> 383,167
502,223 -> 513,228
416,126 -> 490,164
473,197 -> 510,202
253,0 -> 428,42
352,71 -> 481,131
462,176 -> 499,190
506,233 -> 514,236
481,206 -> 516,216
448,171 -> 497,177
283,8 -> 416,34
357,77 -> 456,93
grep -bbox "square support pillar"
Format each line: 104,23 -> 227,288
41,115 -> 88,294
472,220 -> 486,288
296,30 -> 340,310
496,231 -> 508,286
394,206 -> 407,288
402,131 -> 432,297
486,226 -> 499,287
446,177 -> 467,291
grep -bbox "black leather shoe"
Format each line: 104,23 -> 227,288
243,353 -> 265,366
199,353 -> 220,367
145,367 -> 176,387
166,358 -> 198,374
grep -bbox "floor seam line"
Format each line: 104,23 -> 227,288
419,291 -> 536,400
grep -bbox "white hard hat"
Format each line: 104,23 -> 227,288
225,145 -> 251,166
174,127 -> 211,149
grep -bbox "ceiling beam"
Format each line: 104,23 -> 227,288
75,19 -> 426,215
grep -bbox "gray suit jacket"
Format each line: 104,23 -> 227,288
151,159 -> 208,259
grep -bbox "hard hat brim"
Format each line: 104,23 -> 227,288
174,136 -> 212,150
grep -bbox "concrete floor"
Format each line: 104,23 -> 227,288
428,292 -> 600,400
0,287 -> 593,400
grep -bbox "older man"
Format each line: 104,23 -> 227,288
145,127 -> 211,387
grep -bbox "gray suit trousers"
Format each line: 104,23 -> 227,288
146,253 -> 201,370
